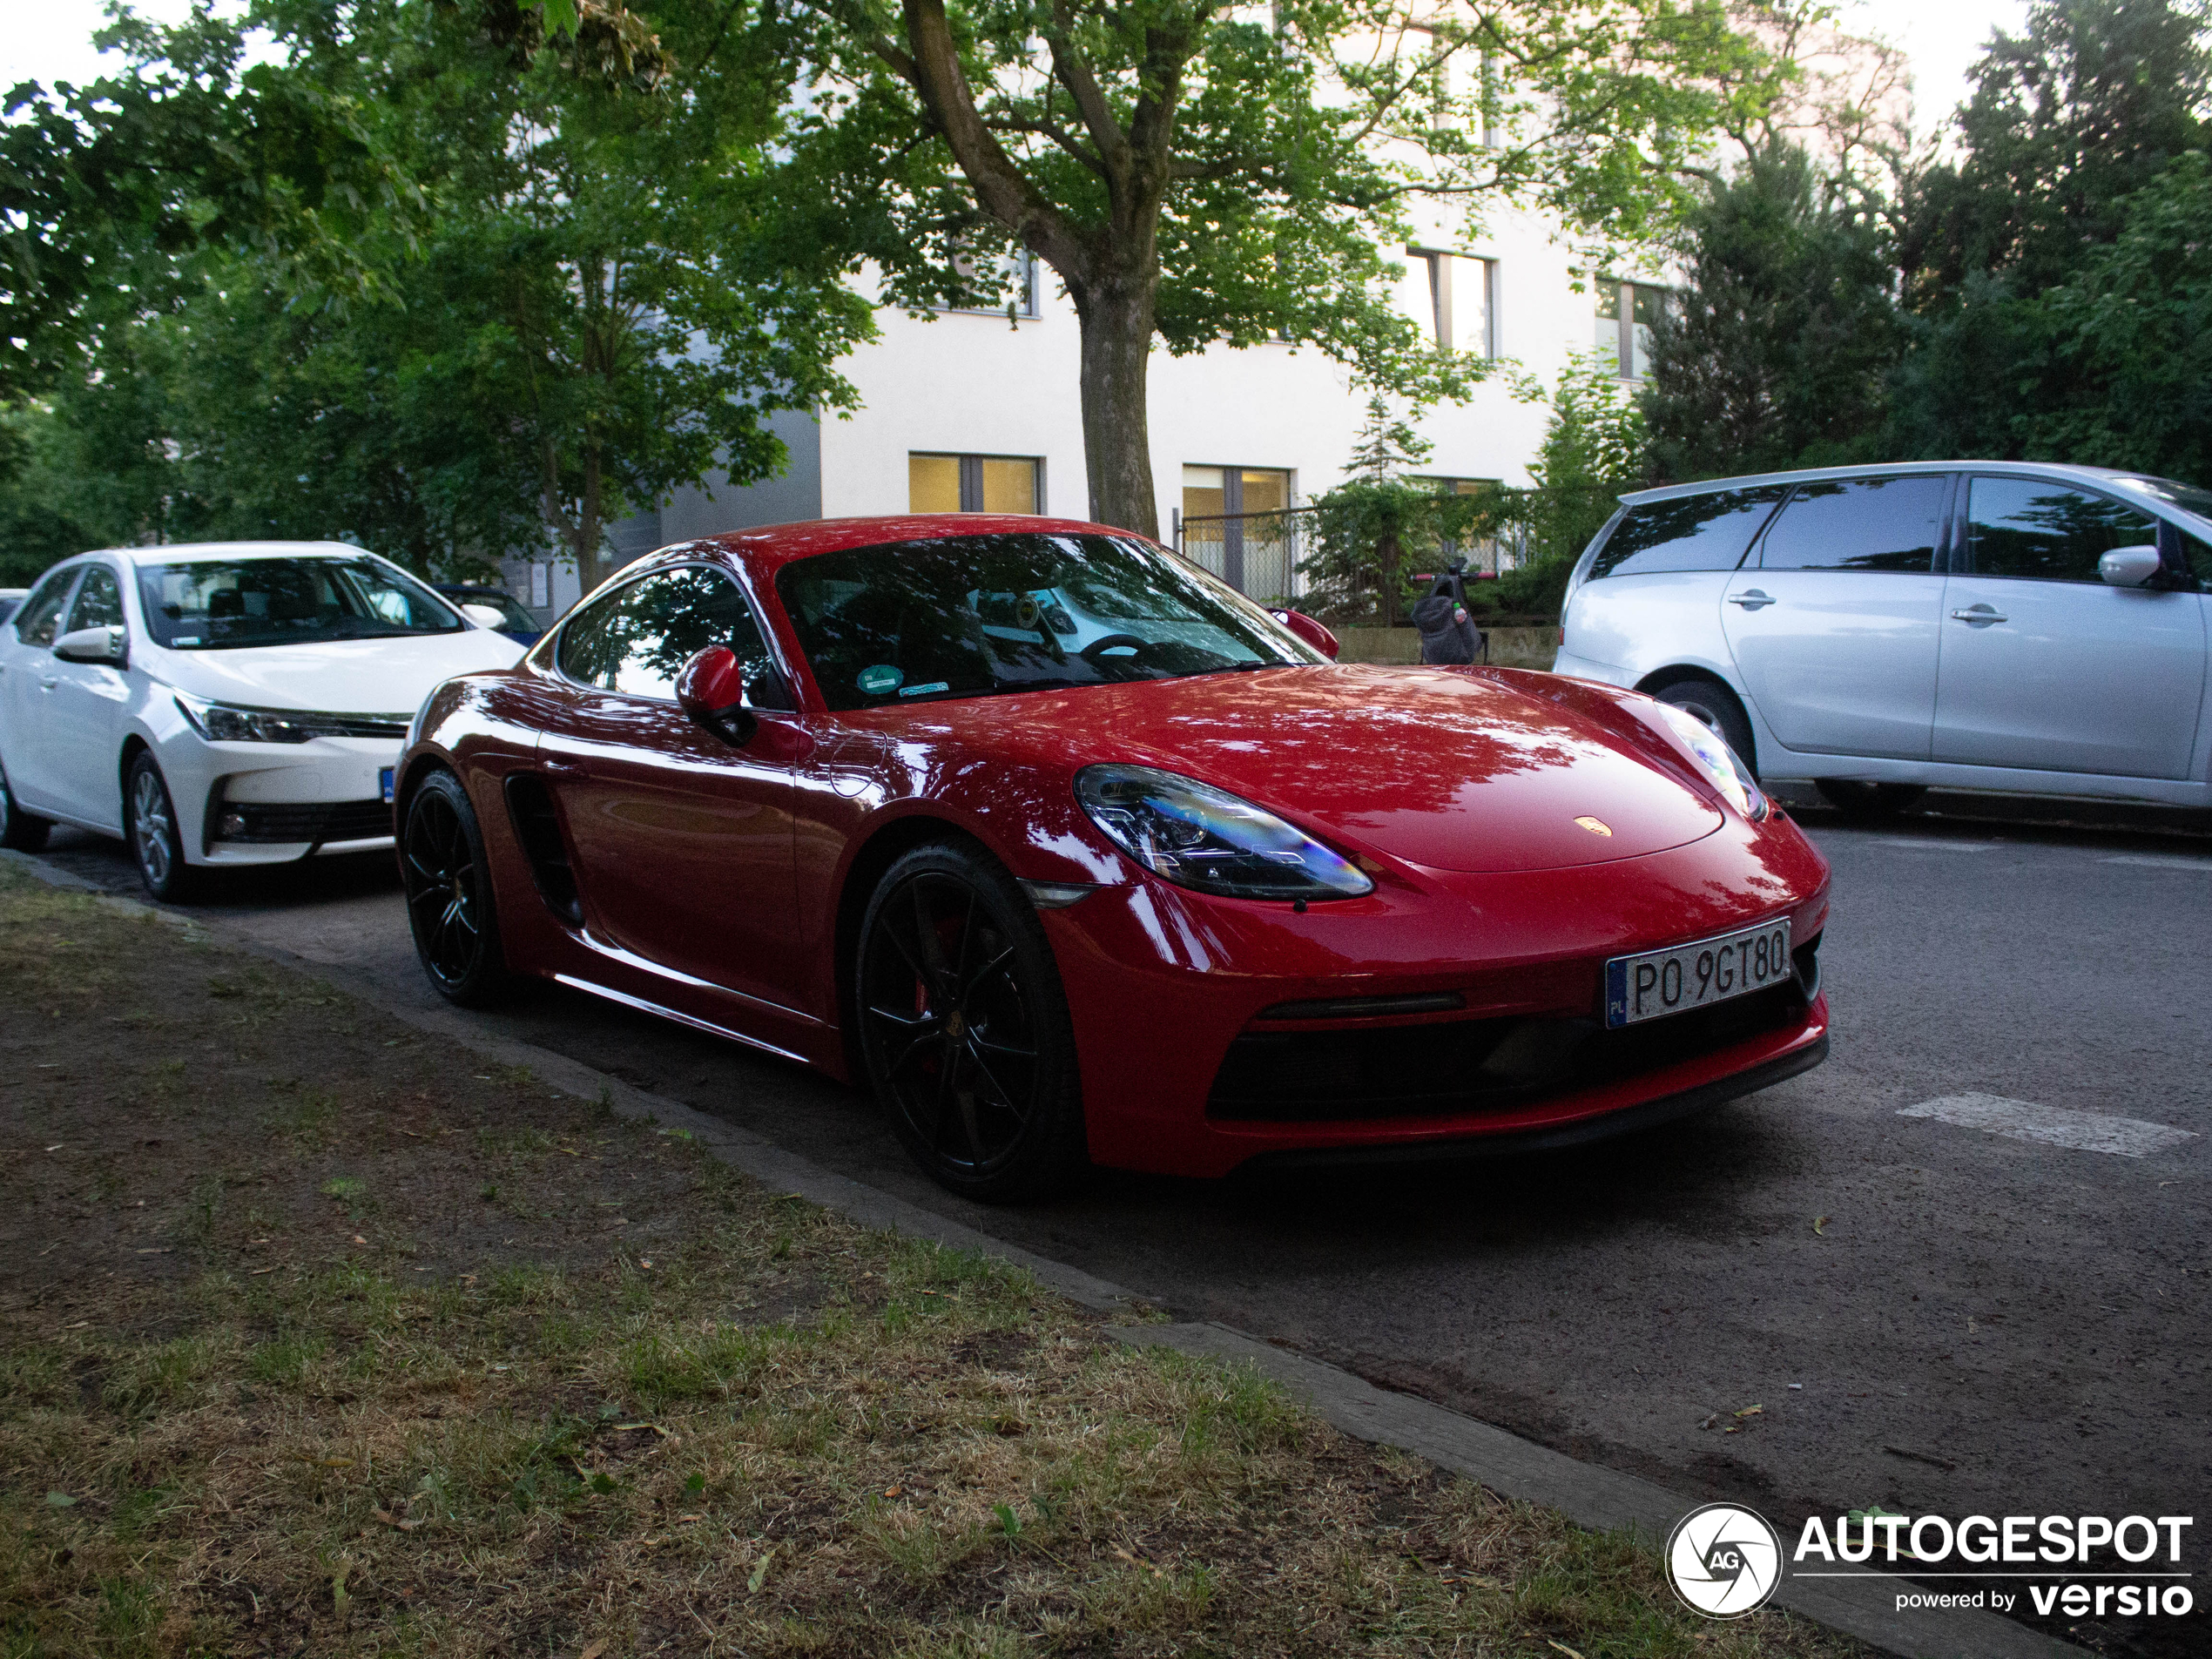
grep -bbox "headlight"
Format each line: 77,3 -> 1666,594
1076,765 -> 1373,900
1650,702 -> 1769,821
172,691 -> 409,744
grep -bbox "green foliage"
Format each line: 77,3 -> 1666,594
1299,398 -> 1477,625
1639,143 -> 1899,480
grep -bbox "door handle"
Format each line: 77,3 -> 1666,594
1950,605 -> 2007,624
539,759 -> 588,779
37,675 -> 58,691
1727,590 -> 1775,610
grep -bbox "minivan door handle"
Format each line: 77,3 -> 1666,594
1728,590 -> 1775,610
1950,604 -> 2007,624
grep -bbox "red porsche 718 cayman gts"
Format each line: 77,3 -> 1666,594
395,516 -> 1830,1200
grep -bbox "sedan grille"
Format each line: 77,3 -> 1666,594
214,799 -> 395,845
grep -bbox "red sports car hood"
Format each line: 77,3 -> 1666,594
954,664 -> 1727,874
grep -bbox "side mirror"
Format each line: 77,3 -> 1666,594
2100,545 -> 2164,588
1269,607 -> 1340,660
53,624 -> 125,665
676,645 -> 759,745
462,603 -> 508,628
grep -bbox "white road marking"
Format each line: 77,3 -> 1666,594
1878,840 -> 1996,853
2101,854 -> 2212,872
1898,1094 -> 2197,1157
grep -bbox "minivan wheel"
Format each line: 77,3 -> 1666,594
0,765 -> 51,853
126,753 -> 199,902
401,769 -> 509,1006
1815,779 -> 1929,820
856,841 -> 1088,1204
1653,677 -> 1757,776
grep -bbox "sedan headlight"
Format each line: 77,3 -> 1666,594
1650,702 -> 1769,821
172,690 -> 409,744
1076,765 -> 1373,900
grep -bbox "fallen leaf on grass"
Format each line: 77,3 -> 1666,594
249,1266 -> 278,1276
746,1547 -> 776,1594
1734,1405 -> 1764,1418
1813,1215 -> 1830,1235
373,1509 -> 421,1532
580,1642 -> 608,1659
613,1422 -> 673,1440
881,1485 -> 903,1499
1549,1643 -> 1588,1659
352,1234 -> 368,1245
44,1492 -> 76,1507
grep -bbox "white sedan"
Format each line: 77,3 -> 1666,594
0,541 -> 525,898
1554,461 -> 2212,817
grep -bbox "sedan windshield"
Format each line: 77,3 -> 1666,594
777,532 -> 1321,711
138,558 -> 464,651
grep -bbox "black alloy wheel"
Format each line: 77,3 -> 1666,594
856,841 -> 1086,1202
1814,779 -> 1930,821
125,752 -> 199,901
1654,676 -> 1758,777
0,763 -> 50,853
401,769 -> 509,1006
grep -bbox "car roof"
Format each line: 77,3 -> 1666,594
84,540 -> 376,567
1616,459 -> 2157,508
698,514 -> 1137,577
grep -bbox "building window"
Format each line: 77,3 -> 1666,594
1399,250 -> 1497,358
939,247 -> 1039,319
1595,279 -> 1666,380
908,453 -> 1041,514
1179,466 -> 1296,599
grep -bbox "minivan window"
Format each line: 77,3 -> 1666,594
1759,476 -> 1946,573
12,567 -> 81,648
1966,478 -> 2161,583
1590,487 -> 1788,580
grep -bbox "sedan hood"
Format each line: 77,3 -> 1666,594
986,664 -> 1726,874
152,629 -> 528,716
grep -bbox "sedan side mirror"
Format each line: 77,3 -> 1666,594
462,603 -> 508,628
2100,544 -> 2164,588
53,624 -> 125,665
1269,607 -> 1340,659
676,645 -> 759,745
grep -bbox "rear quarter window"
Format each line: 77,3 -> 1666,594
1591,487 -> 1788,580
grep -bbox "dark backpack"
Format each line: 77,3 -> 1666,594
1413,567 -> 1486,666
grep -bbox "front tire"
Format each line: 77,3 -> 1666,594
126,753 -> 199,902
1653,677 -> 1757,776
856,841 -> 1087,1203
1815,779 -> 1929,820
401,770 -> 509,1006
0,765 -> 50,853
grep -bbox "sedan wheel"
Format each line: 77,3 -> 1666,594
401,770 -> 509,1006
126,754 -> 198,901
857,843 -> 1085,1202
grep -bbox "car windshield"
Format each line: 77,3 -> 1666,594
138,557 -> 464,651
776,531 -> 1322,711
2115,473 -> 2212,527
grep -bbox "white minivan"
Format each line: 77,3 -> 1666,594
0,542 -> 525,897
1554,462 -> 2212,816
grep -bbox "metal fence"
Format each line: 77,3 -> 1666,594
1172,506 -> 1318,604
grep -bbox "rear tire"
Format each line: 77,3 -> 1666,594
126,753 -> 199,902
0,765 -> 50,853
1652,677 -> 1757,776
1814,779 -> 1929,820
401,770 -> 509,1006
856,840 -> 1088,1203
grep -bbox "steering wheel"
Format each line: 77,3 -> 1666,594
1079,633 -> 1149,663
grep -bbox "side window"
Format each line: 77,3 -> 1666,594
557,567 -> 786,705
1589,487 -> 1788,580
66,566 -> 125,633
12,568 -> 82,649
1759,476 -> 1947,573
1966,478 -> 2160,583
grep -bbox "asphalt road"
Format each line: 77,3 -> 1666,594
29,787 -> 2212,1656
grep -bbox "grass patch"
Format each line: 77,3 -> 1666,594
0,865 -> 1864,1657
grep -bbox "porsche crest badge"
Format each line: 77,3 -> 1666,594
1575,816 -> 1614,838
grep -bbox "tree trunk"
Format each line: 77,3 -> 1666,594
1068,271 -> 1160,539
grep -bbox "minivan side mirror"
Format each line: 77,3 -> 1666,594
676,645 -> 759,745
53,624 -> 125,665
2099,545 -> 2164,588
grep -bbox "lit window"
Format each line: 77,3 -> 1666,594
908,454 -> 1041,514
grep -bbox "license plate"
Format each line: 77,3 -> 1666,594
379,767 -> 395,805
1605,919 -> 1794,1028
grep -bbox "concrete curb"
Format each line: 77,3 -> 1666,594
1,848 -> 2082,1659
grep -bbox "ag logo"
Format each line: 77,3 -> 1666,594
1665,1502 -> 1783,1618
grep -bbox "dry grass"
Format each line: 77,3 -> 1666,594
0,865 -> 1868,1657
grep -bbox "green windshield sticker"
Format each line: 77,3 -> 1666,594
857,664 -> 903,695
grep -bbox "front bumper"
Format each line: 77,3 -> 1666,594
1039,820 -> 1831,1178
158,732 -> 401,865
